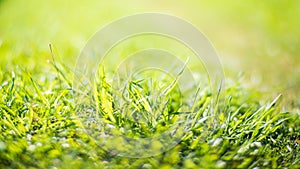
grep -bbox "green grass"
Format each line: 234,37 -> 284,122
0,61 -> 299,168
1,0 -> 300,168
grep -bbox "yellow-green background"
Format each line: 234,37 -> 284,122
0,0 -> 299,106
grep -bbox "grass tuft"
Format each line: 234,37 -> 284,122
0,63 -> 299,168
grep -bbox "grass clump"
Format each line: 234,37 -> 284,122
0,63 -> 299,169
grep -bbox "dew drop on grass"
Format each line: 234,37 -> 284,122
61,143 -> 70,148
250,142 -> 262,147
287,145 -> 293,152
28,144 -> 36,151
216,160 -> 226,168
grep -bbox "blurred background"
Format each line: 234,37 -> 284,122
0,0 -> 299,108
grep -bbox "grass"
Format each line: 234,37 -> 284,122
1,0 -> 300,168
0,59 -> 299,168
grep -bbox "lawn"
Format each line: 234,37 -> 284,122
0,0 -> 299,168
